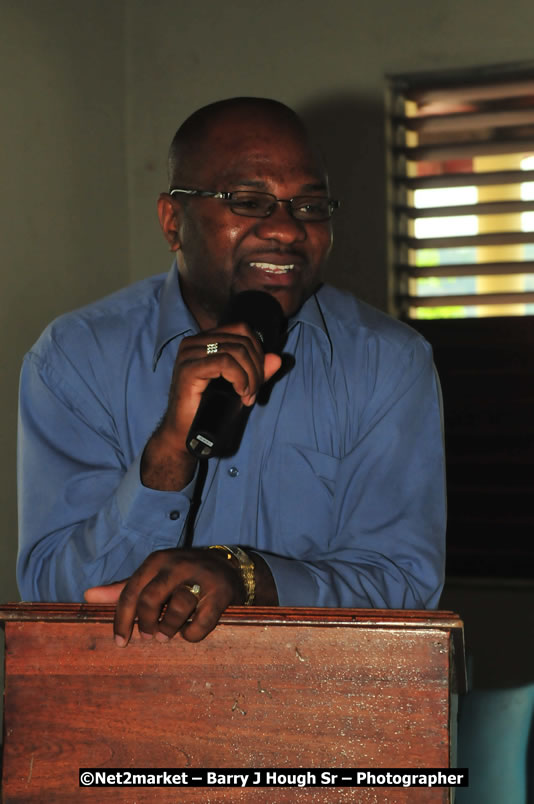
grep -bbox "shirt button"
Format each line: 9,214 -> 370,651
169,510 -> 180,520
228,466 -> 239,478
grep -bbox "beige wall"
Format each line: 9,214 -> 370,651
1,1 -> 128,600
124,0 -> 534,303
3,0 -> 534,602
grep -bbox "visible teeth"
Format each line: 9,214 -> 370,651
250,262 -> 295,273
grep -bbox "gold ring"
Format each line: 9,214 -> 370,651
206,342 -> 218,355
183,583 -> 201,599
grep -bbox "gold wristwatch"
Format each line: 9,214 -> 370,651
208,545 -> 255,605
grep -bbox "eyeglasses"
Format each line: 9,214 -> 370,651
169,188 -> 340,222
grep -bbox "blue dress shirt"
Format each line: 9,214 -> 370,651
17,263 -> 446,607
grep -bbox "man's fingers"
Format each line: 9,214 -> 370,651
95,549 -> 243,646
264,352 -> 282,383
84,579 -> 133,647
161,324 -> 281,451
84,581 -> 127,603
241,353 -> 283,405
180,597 -> 225,643
154,585 -> 200,640
182,339 -> 264,397
188,350 -> 260,399
113,564 -> 164,646
135,575 -> 196,638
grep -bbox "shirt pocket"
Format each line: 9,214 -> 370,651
270,442 -> 340,556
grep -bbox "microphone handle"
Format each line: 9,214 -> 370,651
186,377 -> 243,459
185,290 -> 286,459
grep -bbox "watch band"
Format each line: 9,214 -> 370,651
208,544 -> 256,605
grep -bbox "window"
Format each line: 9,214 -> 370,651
389,64 -> 534,319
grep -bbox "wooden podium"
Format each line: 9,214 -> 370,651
0,605 -> 465,803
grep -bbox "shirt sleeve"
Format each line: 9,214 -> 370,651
255,336 -> 446,610
17,350 -> 195,602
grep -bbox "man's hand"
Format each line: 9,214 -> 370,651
84,548 -> 246,645
141,323 -> 282,492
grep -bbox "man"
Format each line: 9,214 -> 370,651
17,97 -> 446,646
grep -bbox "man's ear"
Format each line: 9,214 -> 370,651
157,193 -> 182,252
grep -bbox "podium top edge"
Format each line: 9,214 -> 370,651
0,603 -> 463,630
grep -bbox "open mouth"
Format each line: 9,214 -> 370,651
249,261 -> 295,274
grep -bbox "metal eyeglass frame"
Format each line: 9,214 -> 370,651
169,187 -> 340,221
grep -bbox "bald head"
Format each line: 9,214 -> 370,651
167,97 -> 310,188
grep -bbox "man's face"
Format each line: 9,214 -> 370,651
164,116 -> 333,328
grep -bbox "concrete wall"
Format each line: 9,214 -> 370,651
2,1 -> 534,640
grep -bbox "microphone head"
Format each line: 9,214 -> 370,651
219,290 -> 287,353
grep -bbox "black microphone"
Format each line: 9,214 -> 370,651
186,290 -> 287,459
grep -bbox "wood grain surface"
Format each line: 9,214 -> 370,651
0,606 -> 464,803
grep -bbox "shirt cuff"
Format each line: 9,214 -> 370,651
253,551 -> 319,607
114,452 -> 196,541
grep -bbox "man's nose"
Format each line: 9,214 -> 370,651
253,202 -> 307,243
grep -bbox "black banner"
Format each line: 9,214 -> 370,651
79,768 -> 469,788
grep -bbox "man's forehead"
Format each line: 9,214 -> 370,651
197,123 -> 327,187
217,153 -> 327,188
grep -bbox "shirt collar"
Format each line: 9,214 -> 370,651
152,262 -> 198,370
288,284 -> 333,362
153,266 -> 333,370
